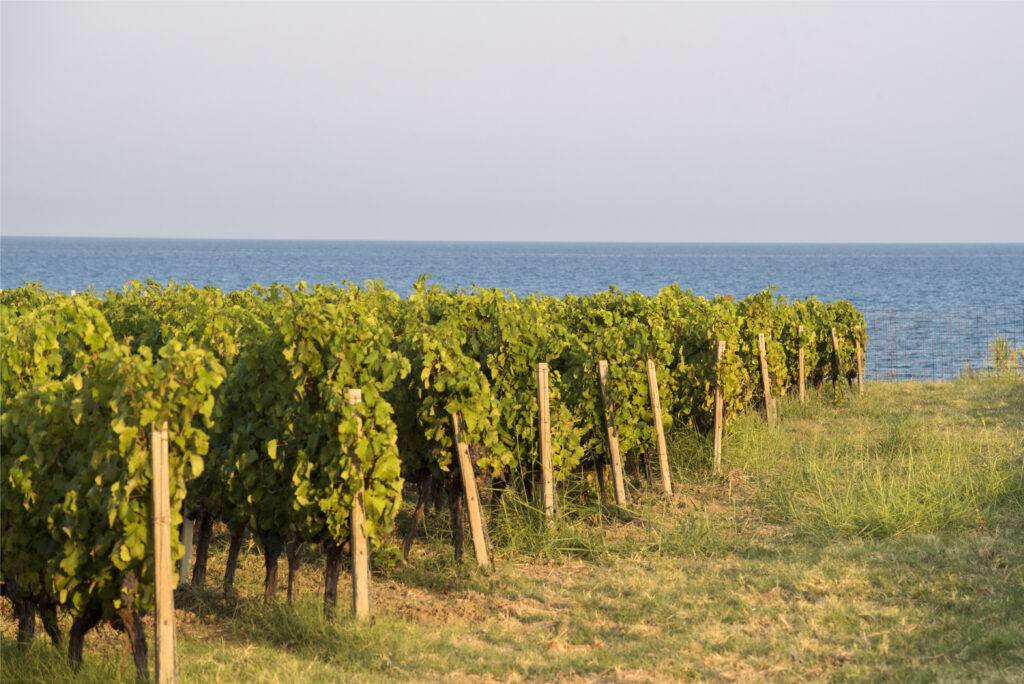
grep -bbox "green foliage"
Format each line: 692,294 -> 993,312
989,336 -> 1022,375
214,283 -> 410,548
0,279 -> 866,630
281,285 -> 410,544
2,296 -> 223,618
458,290 -> 585,479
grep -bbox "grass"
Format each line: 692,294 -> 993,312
726,382 -> 1024,539
3,375 -> 1023,682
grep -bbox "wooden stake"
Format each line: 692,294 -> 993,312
451,413 -> 490,568
797,325 -> 806,404
178,511 -> 194,589
536,363 -> 555,518
713,341 -> 726,476
830,327 -> 843,388
757,334 -> 777,427
854,326 -> 864,394
347,389 -> 371,620
645,359 -> 672,496
152,423 -> 178,684
597,360 -> 629,506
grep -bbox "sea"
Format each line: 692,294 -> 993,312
2,237 -> 1022,380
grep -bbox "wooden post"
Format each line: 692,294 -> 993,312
830,327 -> 843,387
347,389 -> 371,620
451,413 -> 490,568
597,360 -> 629,506
713,341 -> 725,476
178,511 -> 194,589
152,423 -> 178,684
757,334 -> 777,427
797,325 -> 806,403
536,363 -> 555,518
645,359 -> 672,496
854,326 -> 864,394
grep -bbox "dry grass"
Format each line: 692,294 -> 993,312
3,376 -> 1023,682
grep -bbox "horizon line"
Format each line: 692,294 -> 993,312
3,234 -> 1023,246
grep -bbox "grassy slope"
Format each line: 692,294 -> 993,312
3,376 -> 1023,682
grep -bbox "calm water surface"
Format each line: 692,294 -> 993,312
3,238 -> 1022,379
3,238 -> 1022,310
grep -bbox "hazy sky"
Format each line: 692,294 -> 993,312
2,1 -> 1022,242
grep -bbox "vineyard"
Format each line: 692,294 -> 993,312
0,278 -> 870,679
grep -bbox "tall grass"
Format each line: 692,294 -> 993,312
485,478 -> 610,560
721,386 -> 1024,539
0,642 -> 130,684
487,377 -> 1023,549
3,378 -> 1023,682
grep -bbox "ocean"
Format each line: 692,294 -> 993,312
2,237 -> 1022,379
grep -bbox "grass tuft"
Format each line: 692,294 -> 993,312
721,383 -> 1024,539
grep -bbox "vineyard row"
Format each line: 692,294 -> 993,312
1,279 -> 866,678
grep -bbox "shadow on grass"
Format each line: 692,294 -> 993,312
0,638 -> 139,684
962,375 -> 1024,430
844,512 -> 1024,678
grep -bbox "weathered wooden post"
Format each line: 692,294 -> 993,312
152,423 -> 179,684
536,363 -> 556,518
451,413 -> 491,568
713,341 -> 726,476
347,389 -> 371,620
797,325 -> 806,403
830,327 -> 843,393
597,360 -> 629,506
645,360 -> 672,495
854,326 -> 864,394
757,333 -> 777,427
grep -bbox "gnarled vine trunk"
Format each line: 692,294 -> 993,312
68,606 -> 103,670
323,540 -> 343,614
223,530 -> 244,599
2,580 -> 62,649
115,606 -> 148,683
259,529 -> 283,605
13,595 -> 36,647
447,479 -> 465,564
402,475 -> 435,562
191,509 -> 215,588
285,531 -> 301,603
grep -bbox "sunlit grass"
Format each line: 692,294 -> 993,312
3,376 -> 1023,682
720,376 -> 1024,539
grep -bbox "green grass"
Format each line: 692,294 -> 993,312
725,382 -> 1024,539
3,375 -> 1023,682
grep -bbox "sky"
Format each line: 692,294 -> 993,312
2,1 -> 1023,243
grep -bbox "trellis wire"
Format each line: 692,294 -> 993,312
863,305 -> 1024,381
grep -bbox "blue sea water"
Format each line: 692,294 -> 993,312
2,237 -> 1022,379
3,237 -> 1022,307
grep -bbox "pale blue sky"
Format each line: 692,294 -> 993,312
2,1 -> 1022,242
